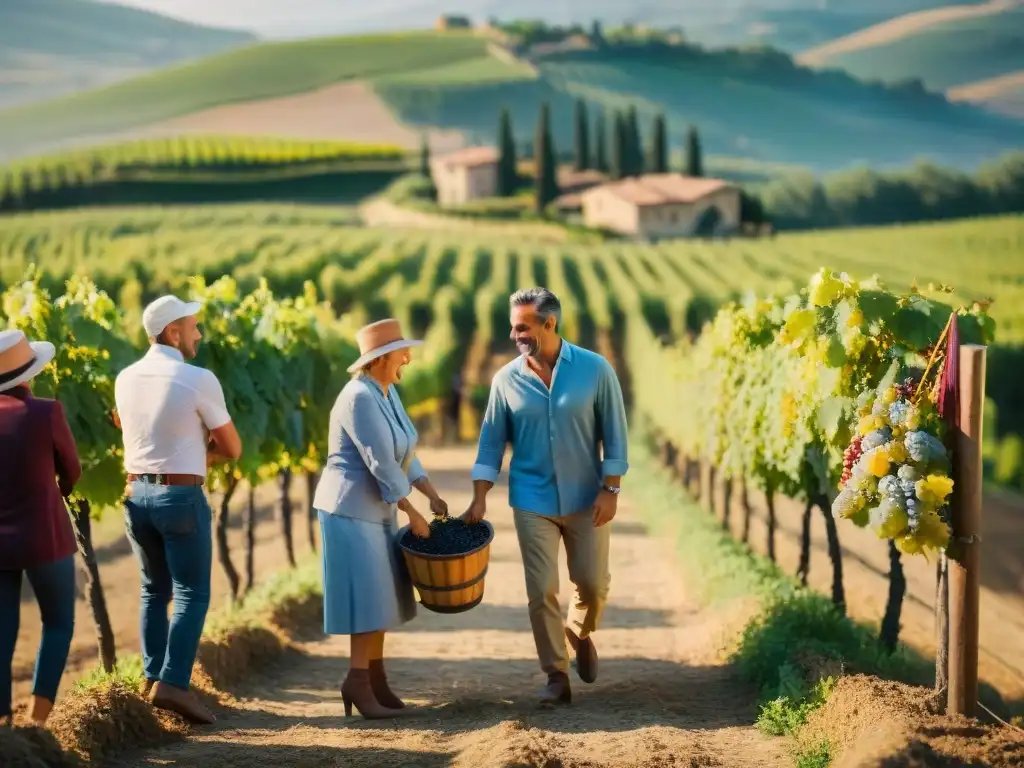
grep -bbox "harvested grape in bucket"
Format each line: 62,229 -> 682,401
400,509 -> 490,556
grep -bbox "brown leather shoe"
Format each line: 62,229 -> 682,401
565,628 -> 598,684
149,681 -> 216,725
539,671 -> 572,706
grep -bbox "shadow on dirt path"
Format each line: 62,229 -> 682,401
107,446 -> 789,768
12,481 -> 317,704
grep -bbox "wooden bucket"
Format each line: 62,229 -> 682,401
396,520 -> 494,613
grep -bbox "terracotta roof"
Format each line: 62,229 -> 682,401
587,174 -> 735,207
433,146 -> 499,168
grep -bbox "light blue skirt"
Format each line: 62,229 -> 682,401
318,507 -> 417,635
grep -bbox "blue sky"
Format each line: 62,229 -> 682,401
97,0 -> 769,39
100,0 -> 587,38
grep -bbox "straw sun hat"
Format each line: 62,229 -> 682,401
346,318 -> 422,374
0,330 -> 56,394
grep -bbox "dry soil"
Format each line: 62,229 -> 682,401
105,446 -> 790,768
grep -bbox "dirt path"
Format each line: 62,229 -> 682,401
108,446 -> 790,768
12,481 -> 317,706
358,199 -> 571,243
797,0 -> 1023,66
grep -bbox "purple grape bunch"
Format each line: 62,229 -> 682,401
401,516 -> 490,556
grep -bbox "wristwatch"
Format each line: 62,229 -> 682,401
602,484 -> 621,495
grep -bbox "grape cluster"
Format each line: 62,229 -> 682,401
896,376 -> 919,400
841,435 -> 864,487
401,517 -> 490,556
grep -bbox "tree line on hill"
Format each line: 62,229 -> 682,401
492,98 -> 706,215
758,151 -> 1024,231
485,97 -> 1023,232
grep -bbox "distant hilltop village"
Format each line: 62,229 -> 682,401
433,14 -> 687,59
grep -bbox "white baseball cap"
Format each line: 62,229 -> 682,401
142,295 -> 203,338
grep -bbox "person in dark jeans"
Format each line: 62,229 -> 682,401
114,296 -> 241,724
0,330 -> 81,727
121,484 -> 212,700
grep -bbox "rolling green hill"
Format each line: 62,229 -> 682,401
0,31 -> 500,158
374,43 -> 1024,171
804,4 -> 1024,92
1,29 -> 1021,173
1,0 -> 255,109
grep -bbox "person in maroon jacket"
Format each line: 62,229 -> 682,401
0,330 -> 81,727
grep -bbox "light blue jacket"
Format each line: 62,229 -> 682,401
471,340 -> 629,517
312,374 -> 426,524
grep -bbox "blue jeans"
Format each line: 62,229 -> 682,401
124,481 -> 212,691
0,555 -> 76,716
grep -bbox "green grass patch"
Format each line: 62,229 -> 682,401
628,435 -> 932,760
73,654 -> 146,694
794,738 -> 834,768
203,556 -> 322,638
0,31 -> 490,151
756,676 -> 836,736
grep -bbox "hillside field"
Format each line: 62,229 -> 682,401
2,204 -> 1023,458
800,2 -> 1024,94
1,29 -> 1022,172
3,200 -> 1024,765
0,0 -> 255,109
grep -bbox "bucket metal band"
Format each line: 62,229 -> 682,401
411,565 -> 488,593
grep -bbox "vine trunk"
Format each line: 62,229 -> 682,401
70,499 -> 117,673
215,479 -> 241,602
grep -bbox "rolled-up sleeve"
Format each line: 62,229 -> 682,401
340,389 -> 411,504
407,455 -> 427,484
471,379 -> 509,483
596,361 -> 629,477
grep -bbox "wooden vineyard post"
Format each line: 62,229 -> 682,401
947,344 -> 985,717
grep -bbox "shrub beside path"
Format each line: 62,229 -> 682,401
108,446 -> 790,768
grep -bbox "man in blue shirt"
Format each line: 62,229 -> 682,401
463,287 -> 629,706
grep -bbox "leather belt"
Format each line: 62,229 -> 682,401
127,473 -> 204,486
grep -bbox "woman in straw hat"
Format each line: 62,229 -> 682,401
312,318 -> 448,720
0,330 -> 81,727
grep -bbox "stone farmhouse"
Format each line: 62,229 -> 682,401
580,174 -> 741,239
429,146 -> 499,207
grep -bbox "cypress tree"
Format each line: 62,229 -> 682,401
685,125 -> 703,177
611,111 -> 627,181
595,110 -> 608,173
419,134 -> 431,178
626,105 -> 642,175
534,102 -> 559,215
497,107 -> 518,196
573,99 -> 590,171
650,113 -> 668,174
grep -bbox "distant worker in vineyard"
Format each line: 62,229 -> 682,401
0,330 -> 81,727
113,296 -> 242,726
463,287 -> 629,706
313,318 -> 448,720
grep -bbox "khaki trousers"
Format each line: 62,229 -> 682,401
513,507 -> 611,675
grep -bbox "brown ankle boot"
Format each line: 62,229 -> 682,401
341,668 -> 404,720
28,695 -> 54,726
368,659 -> 405,709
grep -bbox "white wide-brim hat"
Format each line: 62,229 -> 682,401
346,318 -> 423,373
0,330 -> 56,393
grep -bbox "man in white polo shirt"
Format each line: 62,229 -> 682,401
114,296 -> 241,725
